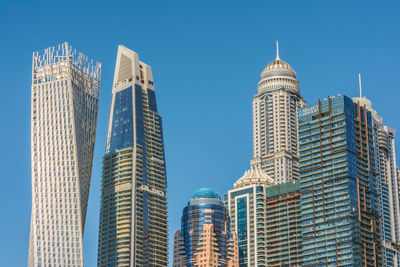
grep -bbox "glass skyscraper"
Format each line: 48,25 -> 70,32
28,42 -> 101,267
97,46 -> 168,266
173,188 -> 239,267
353,95 -> 400,266
299,95 -> 381,266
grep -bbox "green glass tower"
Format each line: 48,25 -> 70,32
299,95 -> 381,266
97,46 -> 168,266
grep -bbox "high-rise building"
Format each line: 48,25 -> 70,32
173,230 -> 186,267
225,169 -> 275,266
97,46 -> 168,266
264,181 -> 302,266
225,169 -> 302,266
250,42 -> 305,183
298,95 -> 381,266
173,188 -> 239,267
353,94 -> 400,267
28,42 -> 101,267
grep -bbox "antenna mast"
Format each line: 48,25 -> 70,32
276,40 -> 280,60
358,73 -> 362,98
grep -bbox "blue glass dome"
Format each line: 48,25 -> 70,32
191,188 -> 221,200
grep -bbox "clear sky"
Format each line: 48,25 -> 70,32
0,0 -> 399,266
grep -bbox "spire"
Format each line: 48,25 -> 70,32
358,73 -> 362,97
276,40 -> 280,60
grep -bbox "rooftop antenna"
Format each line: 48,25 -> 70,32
276,40 -> 280,60
358,73 -> 362,98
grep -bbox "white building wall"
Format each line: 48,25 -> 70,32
28,43 -> 100,267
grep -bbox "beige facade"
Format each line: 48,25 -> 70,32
28,42 -> 101,267
192,224 -> 222,267
173,224 -> 239,267
173,230 -> 186,267
191,224 -> 238,267
226,231 -> 239,267
251,42 -> 305,183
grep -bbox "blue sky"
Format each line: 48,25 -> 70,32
0,0 -> 399,266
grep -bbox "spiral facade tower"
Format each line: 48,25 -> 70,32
28,42 -> 101,267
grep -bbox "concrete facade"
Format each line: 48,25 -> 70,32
28,42 -> 101,267
250,42 -> 305,183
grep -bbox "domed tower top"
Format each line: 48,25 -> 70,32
188,188 -> 223,205
234,168 -> 276,189
258,41 -> 300,94
191,188 -> 221,200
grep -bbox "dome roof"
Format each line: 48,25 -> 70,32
234,168 -> 275,188
191,188 -> 221,200
264,59 -> 294,72
261,56 -> 296,79
258,41 -> 300,93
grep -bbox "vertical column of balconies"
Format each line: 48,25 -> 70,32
299,96 -> 381,266
98,148 -> 133,266
265,182 -> 301,266
354,101 -> 381,266
138,87 -> 168,266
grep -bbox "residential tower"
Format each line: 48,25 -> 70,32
97,46 -> 168,266
28,42 -> 101,267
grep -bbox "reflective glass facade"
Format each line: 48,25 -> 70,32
98,46 -> 168,266
174,188 -> 239,267
108,86 -> 134,152
236,197 -> 248,266
353,96 -> 400,267
299,95 -> 381,266
183,189 -> 229,266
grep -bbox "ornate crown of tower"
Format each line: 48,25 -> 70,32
257,41 -> 300,94
234,168 -> 275,188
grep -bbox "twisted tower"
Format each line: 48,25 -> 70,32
28,42 -> 101,266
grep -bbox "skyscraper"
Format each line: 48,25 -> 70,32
298,95 -> 381,266
264,181 -> 302,266
97,46 -> 168,266
250,42 -> 305,183
225,168 -> 275,266
225,169 -> 302,266
353,93 -> 400,267
173,188 -> 239,267
28,42 -> 101,267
